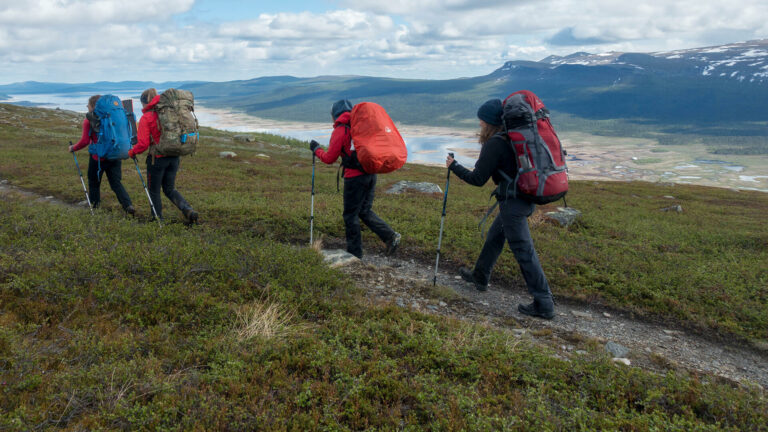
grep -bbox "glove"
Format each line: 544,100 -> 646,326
309,140 -> 320,153
128,149 -> 136,159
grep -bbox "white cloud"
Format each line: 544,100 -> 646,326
0,0 -> 767,83
0,0 -> 193,26
219,10 -> 394,42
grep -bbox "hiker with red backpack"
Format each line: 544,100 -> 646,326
68,94 -> 135,215
128,88 -> 199,224
446,94 -> 565,320
309,99 -> 402,259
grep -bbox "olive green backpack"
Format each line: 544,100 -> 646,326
152,88 -> 199,157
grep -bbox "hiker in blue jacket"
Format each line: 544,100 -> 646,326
68,94 -> 134,215
446,99 -> 555,319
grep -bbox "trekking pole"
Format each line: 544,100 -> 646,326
433,152 -> 453,286
132,157 -> 162,227
70,141 -> 94,216
310,153 -> 316,246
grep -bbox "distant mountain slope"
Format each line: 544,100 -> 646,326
0,80 -> 202,94
542,39 -> 768,83
181,39 -> 768,131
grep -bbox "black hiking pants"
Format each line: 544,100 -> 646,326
146,155 -> 192,219
472,197 -> 554,311
343,174 -> 396,258
87,157 -> 132,210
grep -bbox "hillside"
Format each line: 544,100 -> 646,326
1,103 -> 767,429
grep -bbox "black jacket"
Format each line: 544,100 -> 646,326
449,132 -> 516,187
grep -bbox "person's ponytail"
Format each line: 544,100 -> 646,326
140,88 -> 158,106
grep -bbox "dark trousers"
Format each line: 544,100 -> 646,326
146,155 -> 191,219
343,174 -> 395,258
472,198 -> 554,310
87,157 -> 132,210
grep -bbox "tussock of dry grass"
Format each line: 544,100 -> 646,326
235,300 -> 296,342
311,235 -> 324,252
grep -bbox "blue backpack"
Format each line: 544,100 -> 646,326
89,95 -> 134,160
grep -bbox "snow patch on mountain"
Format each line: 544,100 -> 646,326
537,39 -> 768,83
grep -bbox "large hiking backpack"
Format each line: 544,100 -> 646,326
345,102 -> 407,174
153,88 -> 199,157
88,95 -> 133,160
499,90 -> 568,204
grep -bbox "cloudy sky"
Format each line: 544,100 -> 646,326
1,0 -> 767,84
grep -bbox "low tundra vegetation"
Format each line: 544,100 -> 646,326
0,103 -> 766,429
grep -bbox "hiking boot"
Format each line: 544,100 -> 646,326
183,208 -> 199,225
385,232 -> 401,256
517,301 -> 555,320
459,266 -> 487,292
125,205 -> 136,216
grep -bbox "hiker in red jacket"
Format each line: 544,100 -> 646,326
68,94 -> 134,215
128,88 -> 198,224
310,99 -> 400,259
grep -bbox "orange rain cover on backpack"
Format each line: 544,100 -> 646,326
350,102 -> 407,174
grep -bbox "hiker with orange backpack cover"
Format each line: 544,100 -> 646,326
128,88 -> 198,225
68,94 -> 135,215
309,99 -> 401,259
446,98 -> 555,319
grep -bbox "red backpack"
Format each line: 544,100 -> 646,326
345,102 -> 408,174
500,90 -> 568,204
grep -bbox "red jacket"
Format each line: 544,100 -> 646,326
72,117 -> 103,161
129,95 -> 164,158
313,112 -> 363,178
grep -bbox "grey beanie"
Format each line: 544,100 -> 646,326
331,99 -> 353,120
476,98 -> 503,126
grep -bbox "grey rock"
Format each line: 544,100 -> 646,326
438,301 -> 447,307
661,205 -> 683,213
386,180 -> 442,195
320,249 -> 360,268
606,341 -> 630,358
395,297 -> 406,308
544,207 -> 582,228
233,135 -> 253,142
219,151 -> 237,159
571,310 -> 593,319
255,153 -> 270,159
612,358 -> 631,366
663,195 -> 675,199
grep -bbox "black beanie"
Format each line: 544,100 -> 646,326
476,98 -> 503,126
331,99 -> 353,120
